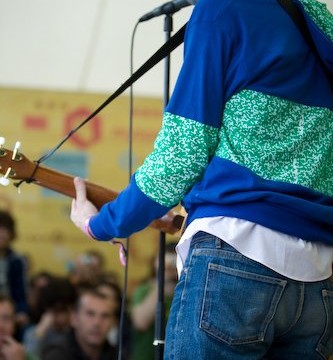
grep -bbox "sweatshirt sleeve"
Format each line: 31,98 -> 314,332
88,5 -> 233,240
89,112 -> 218,240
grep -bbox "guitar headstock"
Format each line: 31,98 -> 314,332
0,137 -> 36,186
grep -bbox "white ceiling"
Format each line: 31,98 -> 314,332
0,0 -> 331,96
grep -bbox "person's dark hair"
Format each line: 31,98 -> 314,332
74,288 -> 110,312
0,210 -> 16,241
29,271 -> 54,289
38,276 -> 77,314
96,279 -> 123,320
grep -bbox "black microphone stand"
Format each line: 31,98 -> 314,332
153,13 -> 173,360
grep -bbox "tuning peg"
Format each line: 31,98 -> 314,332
0,137 -> 5,157
0,167 -> 12,187
0,177 -> 10,186
12,141 -> 22,161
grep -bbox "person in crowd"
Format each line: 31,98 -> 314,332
41,288 -> 118,360
130,243 -> 177,360
23,277 -> 77,358
70,0 -> 333,358
68,250 -> 106,289
0,294 -> 37,360
96,279 -> 131,359
26,272 -> 54,326
0,210 -> 29,338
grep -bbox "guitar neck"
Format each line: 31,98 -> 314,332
0,145 -> 184,234
32,164 -> 118,209
31,164 -> 184,234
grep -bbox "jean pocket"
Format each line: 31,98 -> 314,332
200,262 -> 286,345
317,290 -> 333,358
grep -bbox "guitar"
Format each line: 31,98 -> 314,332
0,141 -> 184,235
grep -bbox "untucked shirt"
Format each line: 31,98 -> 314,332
176,217 -> 333,282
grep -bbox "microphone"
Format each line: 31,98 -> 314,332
139,0 -> 197,22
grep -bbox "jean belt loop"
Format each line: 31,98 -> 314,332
215,236 -> 223,249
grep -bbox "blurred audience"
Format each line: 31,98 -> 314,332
23,277 -> 76,358
0,215 -> 180,360
26,272 -> 53,325
41,288 -> 118,360
0,294 -> 37,360
0,210 -> 29,338
130,242 -> 177,360
96,279 -> 131,359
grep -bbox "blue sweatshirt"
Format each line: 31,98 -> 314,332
90,0 -> 333,244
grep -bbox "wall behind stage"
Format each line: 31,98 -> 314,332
0,87 -> 179,291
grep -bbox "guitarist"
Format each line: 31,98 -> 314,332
71,0 -> 333,358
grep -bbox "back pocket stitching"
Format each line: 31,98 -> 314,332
200,262 -> 286,345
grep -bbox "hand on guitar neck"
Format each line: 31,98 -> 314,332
0,140 -> 184,235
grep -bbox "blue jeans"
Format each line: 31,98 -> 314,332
164,231 -> 333,359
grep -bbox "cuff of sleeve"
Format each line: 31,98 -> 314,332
84,217 -> 97,240
89,176 -> 171,240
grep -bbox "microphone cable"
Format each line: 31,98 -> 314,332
116,19 -> 140,360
